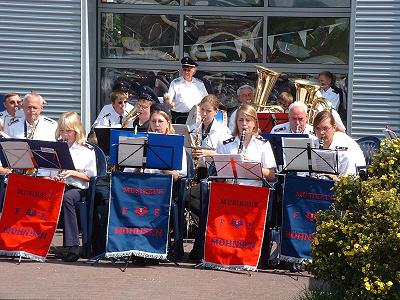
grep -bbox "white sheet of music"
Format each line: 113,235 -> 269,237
118,136 -> 147,167
235,161 -> 263,179
282,137 -> 314,171
210,154 -> 242,178
312,149 -> 338,173
0,141 -> 35,169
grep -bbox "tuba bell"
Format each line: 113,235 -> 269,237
294,79 -> 320,105
253,66 -> 284,112
121,107 -> 141,128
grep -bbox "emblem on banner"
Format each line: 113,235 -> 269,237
230,219 -> 244,228
305,211 -> 318,222
134,206 -> 149,217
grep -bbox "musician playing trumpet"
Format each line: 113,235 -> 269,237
217,104 -> 276,186
189,95 -> 231,180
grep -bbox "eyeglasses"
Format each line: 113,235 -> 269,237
117,101 -> 129,105
25,105 -> 41,111
138,104 -> 150,109
8,101 -> 21,105
315,126 -> 333,132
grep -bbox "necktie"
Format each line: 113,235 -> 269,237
119,115 -> 123,125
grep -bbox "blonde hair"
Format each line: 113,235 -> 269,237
199,94 -> 219,111
233,104 -> 259,136
148,110 -> 175,134
55,112 -> 85,144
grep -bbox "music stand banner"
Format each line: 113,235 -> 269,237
203,182 -> 270,271
0,174 -> 65,262
105,173 -> 173,260
280,174 -> 335,262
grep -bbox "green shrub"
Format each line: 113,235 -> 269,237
309,138 -> 400,299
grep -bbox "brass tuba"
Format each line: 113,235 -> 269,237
121,107 -> 141,128
253,66 -> 284,112
294,79 -> 320,105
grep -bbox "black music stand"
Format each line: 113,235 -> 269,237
0,138 -> 75,171
280,137 -> 339,176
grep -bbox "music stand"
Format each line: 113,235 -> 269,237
172,124 -> 192,148
117,136 -> 147,167
257,112 -> 289,133
261,133 -> 309,167
281,137 -> 339,176
94,127 -> 136,156
0,138 -> 75,171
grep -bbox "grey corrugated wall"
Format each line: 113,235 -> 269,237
0,0 -> 81,120
350,0 -> 400,138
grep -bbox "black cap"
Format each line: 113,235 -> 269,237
137,86 -> 159,103
150,102 -> 171,118
181,56 -> 198,68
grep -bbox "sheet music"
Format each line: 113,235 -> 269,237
211,154 -> 242,178
235,161 -> 263,179
172,124 -> 192,148
312,149 -> 338,173
0,141 -> 35,169
282,137 -> 313,170
118,136 -> 147,167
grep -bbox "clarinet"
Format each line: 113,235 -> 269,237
238,129 -> 246,154
319,138 -> 324,149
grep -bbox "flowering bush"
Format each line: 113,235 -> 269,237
309,138 -> 400,299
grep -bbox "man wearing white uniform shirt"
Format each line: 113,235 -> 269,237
165,56 -> 208,124
271,102 -> 313,134
0,93 -> 24,135
316,71 -> 342,111
7,93 -> 57,141
228,85 -> 255,132
94,90 -> 132,127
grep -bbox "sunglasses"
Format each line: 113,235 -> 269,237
117,100 -> 129,104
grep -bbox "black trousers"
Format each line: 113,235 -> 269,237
62,187 -> 84,247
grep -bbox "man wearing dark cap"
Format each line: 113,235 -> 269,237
165,56 -> 208,124
131,86 -> 160,132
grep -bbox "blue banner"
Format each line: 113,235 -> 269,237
105,172 -> 173,259
280,174 -> 335,261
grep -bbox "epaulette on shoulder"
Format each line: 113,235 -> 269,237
8,118 -> 20,126
223,136 -> 235,145
43,117 -> 56,124
103,113 -> 111,118
256,135 -> 266,142
83,142 -> 94,150
274,126 -> 286,132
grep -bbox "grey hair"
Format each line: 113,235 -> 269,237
23,93 -> 46,105
237,85 -> 255,96
288,101 -> 308,114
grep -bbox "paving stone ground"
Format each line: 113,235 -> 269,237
0,231 -> 319,300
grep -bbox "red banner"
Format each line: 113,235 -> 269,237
204,182 -> 270,271
0,174 -> 64,261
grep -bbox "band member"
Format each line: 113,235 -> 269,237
189,95 -> 231,180
271,101 -> 313,134
217,104 -> 276,186
125,103 -> 187,181
7,93 -> 57,141
93,90 -> 131,127
0,93 -> 23,135
316,71 -> 343,111
130,86 -> 159,132
52,112 -> 97,262
165,57 -> 208,124
313,110 -> 365,176
228,85 -> 255,132
276,92 -> 294,113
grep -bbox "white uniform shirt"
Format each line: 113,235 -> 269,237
167,77 -> 208,113
316,87 -> 340,110
228,108 -> 238,132
124,147 -> 187,178
189,119 -> 232,167
216,135 -> 277,186
271,121 -> 314,134
329,132 -> 366,168
0,109 -> 24,135
7,115 -> 58,141
94,107 -> 128,127
64,142 -> 97,189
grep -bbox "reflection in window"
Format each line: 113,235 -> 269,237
269,0 -> 349,7
101,0 -> 178,4
185,0 -> 263,7
267,18 -> 349,64
100,68 -> 179,108
184,16 -> 263,63
101,13 -> 179,61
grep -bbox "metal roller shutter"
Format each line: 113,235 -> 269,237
0,0 -> 81,120
350,0 -> 400,139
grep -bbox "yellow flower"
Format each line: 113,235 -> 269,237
386,281 -> 393,287
365,282 -> 371,291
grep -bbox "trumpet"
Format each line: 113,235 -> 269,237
121,107 -> 141,128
